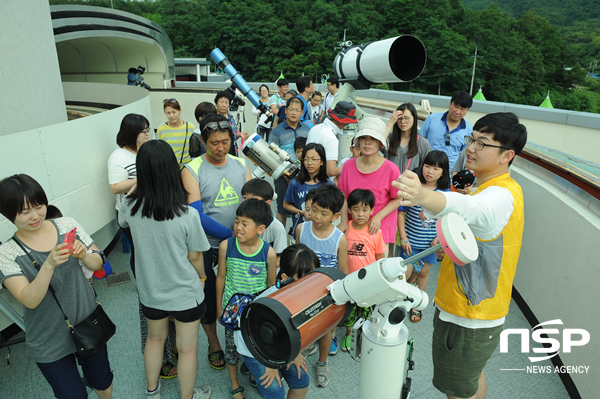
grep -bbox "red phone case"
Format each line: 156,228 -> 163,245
63,227 -> 77,253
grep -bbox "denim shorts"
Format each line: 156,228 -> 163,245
242,355 -> 309,399
141,301 -> 206,323
431,308 -> 503,398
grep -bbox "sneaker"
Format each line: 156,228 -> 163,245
240,362 -> 250,375
315,361 -> 329,387
301,343 -> 318,358
146,379 -> 162,398
341,334 -> 351,352
329,337 -> 339,356
191,385 -> 211,399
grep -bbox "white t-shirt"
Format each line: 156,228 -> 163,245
306,119 -> 341,163
107,147 -> 137,210
324,91 -> 338,111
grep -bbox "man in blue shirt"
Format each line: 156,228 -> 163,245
269,96 -> 311,229
296,76 -> 315,129
419,91 -> 473,171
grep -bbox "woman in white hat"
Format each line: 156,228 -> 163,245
337,117 -> 402,255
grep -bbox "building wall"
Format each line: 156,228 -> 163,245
0,0 -> 67,136
511,159 -> 600,399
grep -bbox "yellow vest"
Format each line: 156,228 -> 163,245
434,173 -> 524,320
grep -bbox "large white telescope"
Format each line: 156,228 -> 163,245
333,35 -> 427,89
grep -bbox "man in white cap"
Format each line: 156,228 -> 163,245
306,101 -> 358,177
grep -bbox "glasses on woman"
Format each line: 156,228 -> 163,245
303,157 -> 321,164
399,116 -> 412,122
203,121 -> 231,132
163,98 -> 177,104
140,128 -> 150,135
464,136 -> 510,151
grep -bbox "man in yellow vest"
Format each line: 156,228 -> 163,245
393,112 -> 527,399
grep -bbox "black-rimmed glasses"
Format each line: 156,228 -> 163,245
464,136 -> 511,151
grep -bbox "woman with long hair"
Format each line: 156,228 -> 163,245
119,140 -> 212,399
108,113 -> 179,380
0,174 -> 113,398
385,103 -> 431,173
157,98 -> 195,166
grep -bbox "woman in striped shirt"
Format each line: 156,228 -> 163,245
157,98 -> 195,166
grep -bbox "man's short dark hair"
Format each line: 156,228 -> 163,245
296,76 -> 313,94
241,179 -> 274,201
473,112 -> 527,166
312,184 -> 344,214
277,78 -> 289,87
348,189 -> 375,209
214,91 -> 232,105
0,174 -> 48,223
200,114 -> 230,142
451,91 -> 473,109
236,198 -> 272,227
327,76 -> 340,89
287,96 -> 304,110
305,188 -> 318,204
294,137 -> 307,152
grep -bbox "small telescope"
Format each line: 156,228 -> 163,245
210,48 -> 271,119
127,65 -> 151,90
240,133 -> 300,180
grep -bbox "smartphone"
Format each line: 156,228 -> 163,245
63,227 -> 77,254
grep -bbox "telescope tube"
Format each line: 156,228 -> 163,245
333,35 -> 427,85
210,48 -> 262,109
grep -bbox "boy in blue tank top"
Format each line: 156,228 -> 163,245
295,184 -> 348,388
216,199 -> 277,399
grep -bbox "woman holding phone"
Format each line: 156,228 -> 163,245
0,174 -> 113,398
119,140 -> 212,399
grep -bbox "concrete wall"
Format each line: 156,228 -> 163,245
0,0 -> 67,136
511,158 -> 600,399
0,82 -> 151,331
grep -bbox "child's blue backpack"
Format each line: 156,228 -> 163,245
218,292 -> 258,330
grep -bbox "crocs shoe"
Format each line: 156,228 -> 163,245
146,379 -> 161,398
341,334 -> 351,352
301,343 -> 318,358
192,385 -> 211,399
329,337 -> 338,356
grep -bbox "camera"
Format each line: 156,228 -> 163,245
127,65 -> 151,90
225,83 -> 246,112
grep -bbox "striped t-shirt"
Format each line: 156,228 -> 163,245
222,236 -> 270,307
157,121 -> 195,165
398,188 -> 450,248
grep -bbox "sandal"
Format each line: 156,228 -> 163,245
159,361 -> 177,379
410,309 -> 422,323
231,386 -> 245,398
208,345 -> 225,370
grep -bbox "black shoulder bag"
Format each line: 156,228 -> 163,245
12,239 -> 116,358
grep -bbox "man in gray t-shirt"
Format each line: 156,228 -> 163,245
182,114 -> 251,369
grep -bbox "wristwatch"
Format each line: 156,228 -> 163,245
89,250 -> 107,264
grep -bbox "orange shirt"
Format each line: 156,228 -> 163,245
346,223 -> 387,274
